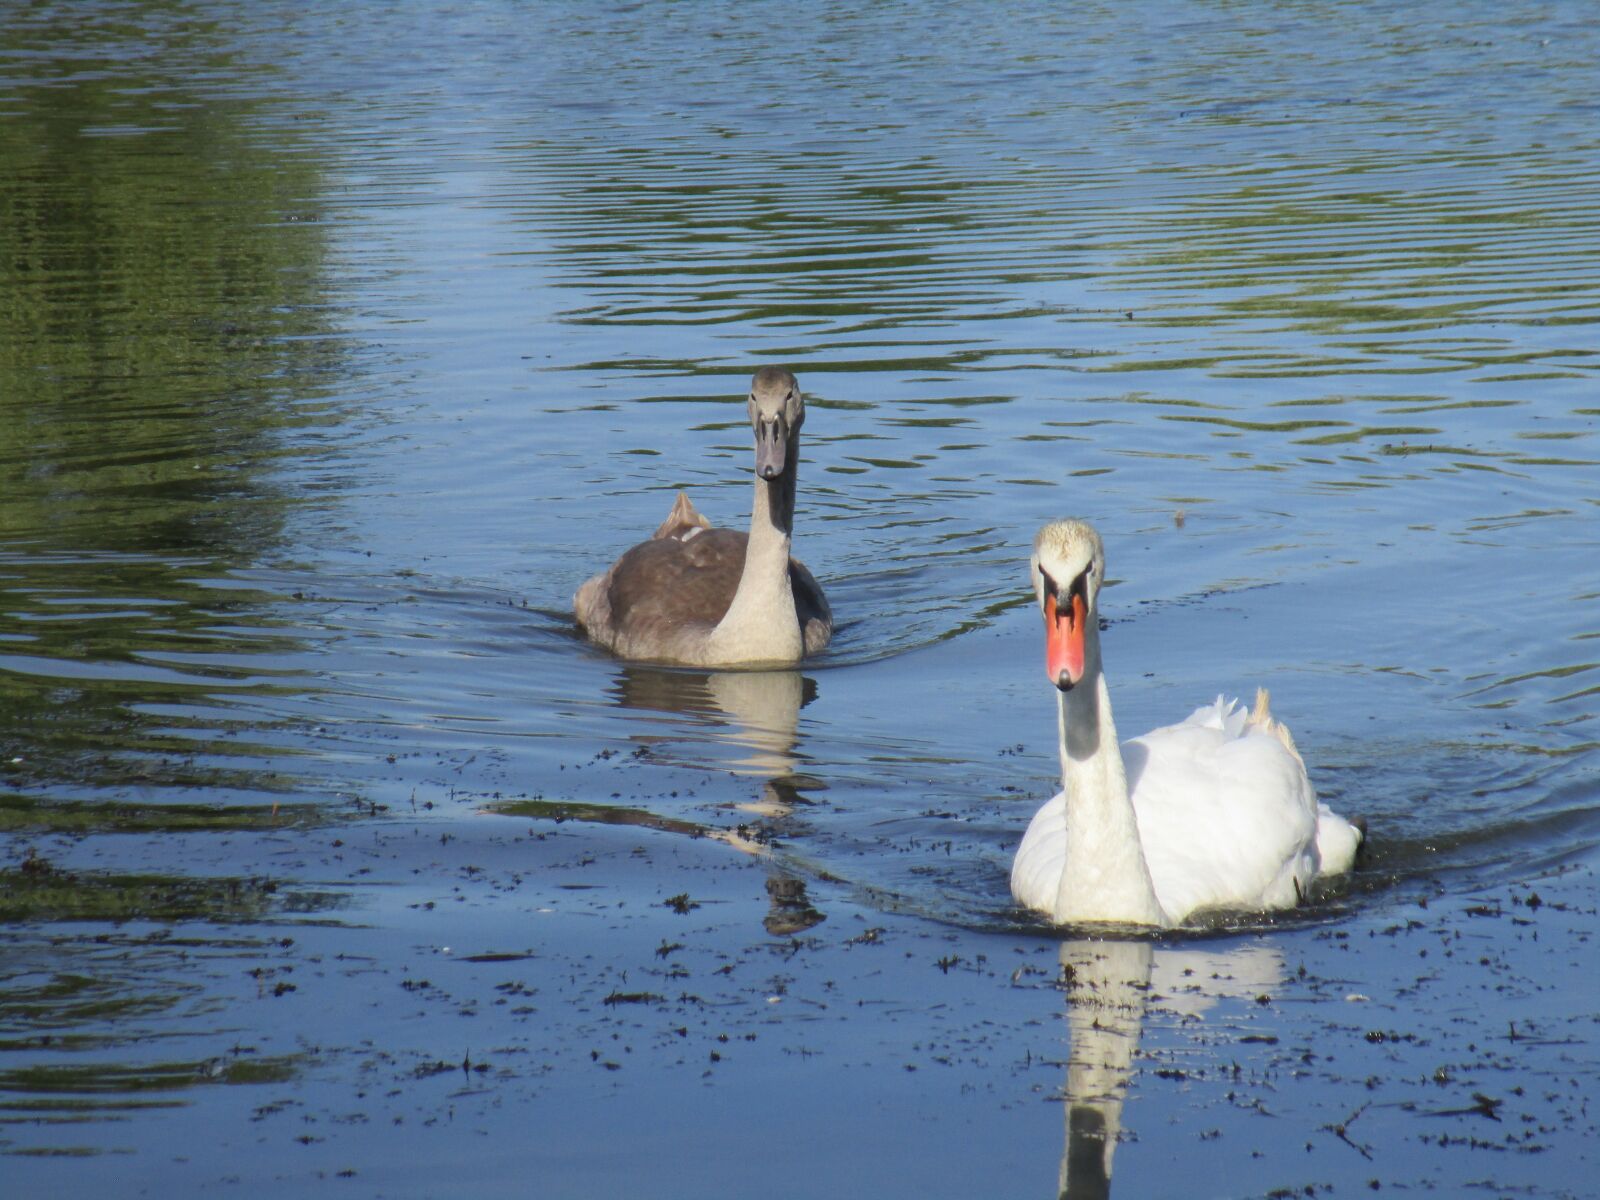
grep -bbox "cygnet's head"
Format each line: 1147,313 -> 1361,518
748,366 -> 804,480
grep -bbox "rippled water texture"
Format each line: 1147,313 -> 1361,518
2,2 -> 1597,1195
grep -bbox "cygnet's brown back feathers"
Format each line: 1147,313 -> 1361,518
605,524 -> 747,637
580,520 -> 829,658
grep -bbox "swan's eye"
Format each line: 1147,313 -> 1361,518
1067,564 -> 1093,608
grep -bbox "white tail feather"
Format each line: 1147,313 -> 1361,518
1247,687 -> 1304,768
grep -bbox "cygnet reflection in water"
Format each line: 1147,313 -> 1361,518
607,663 -> 826,932
610,663 -> 818,788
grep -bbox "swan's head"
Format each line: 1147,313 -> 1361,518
1031,519 -> 1105,692
748,366 -> 804,480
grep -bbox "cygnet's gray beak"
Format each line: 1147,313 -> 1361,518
754,415 -> 787,479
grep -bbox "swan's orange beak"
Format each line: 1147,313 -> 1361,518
1045,589 -> 1086,691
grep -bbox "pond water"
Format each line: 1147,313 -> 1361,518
2,3 -> 1597,1196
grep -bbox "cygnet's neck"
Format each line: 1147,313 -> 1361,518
706,435 -> 801,664
1053,643 -> 1167,927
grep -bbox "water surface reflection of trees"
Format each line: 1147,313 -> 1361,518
0,16 -> 338,807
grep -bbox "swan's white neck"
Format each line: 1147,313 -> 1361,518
1053,638 -> 1168,927
705,435 -> 801,665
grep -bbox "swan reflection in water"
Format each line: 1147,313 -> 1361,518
1054,938 -> 1284,1199
609,663 -> 825,933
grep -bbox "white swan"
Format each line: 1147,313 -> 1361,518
574,367 -> 831,667
1011,519 -> 1363,927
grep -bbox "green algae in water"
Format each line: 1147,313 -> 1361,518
0,853 -> 340,924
